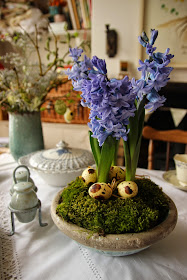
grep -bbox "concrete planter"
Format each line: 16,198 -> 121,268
51,189 -> 178,256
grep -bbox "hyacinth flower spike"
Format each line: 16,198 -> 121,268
125,29 -> 174,181
66,29 -> 174,183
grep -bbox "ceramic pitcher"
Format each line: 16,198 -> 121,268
9,112 -> 44,161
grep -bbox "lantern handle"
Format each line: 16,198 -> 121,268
13,165 -> 30,184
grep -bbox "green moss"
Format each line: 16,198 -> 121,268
56,177 -> 169,234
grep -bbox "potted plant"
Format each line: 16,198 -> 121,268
0,25 -> 89,161
51,29 -> 178,256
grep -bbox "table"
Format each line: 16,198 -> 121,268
0,153 -> 187,280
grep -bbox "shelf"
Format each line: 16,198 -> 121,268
48,22 -> 91,36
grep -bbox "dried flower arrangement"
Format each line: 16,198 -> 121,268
0,24 -> 90,117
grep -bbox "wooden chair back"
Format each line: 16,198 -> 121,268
142,126 -> 187,170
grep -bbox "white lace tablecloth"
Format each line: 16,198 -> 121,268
0,153 -> 187,280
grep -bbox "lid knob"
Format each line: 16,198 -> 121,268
56,140 -> 68,149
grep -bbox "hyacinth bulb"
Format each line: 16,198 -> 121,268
88,183 -> 112,200
108,166 -> 126,181
81,167 -> 97,186
117,181 -> 138,199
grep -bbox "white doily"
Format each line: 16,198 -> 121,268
0,191 -> 22,280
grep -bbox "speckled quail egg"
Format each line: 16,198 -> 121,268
64,108 -> 74,123
89,183 -> 112,200
82,167 -> 97,186
108,166 -> 126,181
117,181 -> 138,199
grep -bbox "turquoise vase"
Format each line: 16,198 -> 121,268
9,112 -> 44,162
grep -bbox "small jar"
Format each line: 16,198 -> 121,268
10,182 -> 38,223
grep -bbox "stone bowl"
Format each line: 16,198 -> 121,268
51,190 -> 178,256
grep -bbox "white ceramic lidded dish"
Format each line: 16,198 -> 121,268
26,141 -> 95,187
173,154 -> 187,187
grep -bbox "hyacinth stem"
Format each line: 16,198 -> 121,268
89,131 -> 101,175
98,135 -> 115,182
111,139 -> 120,166
123,98 -> 146,181
89,132 -> 117,182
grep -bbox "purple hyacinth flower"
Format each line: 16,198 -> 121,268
66,64 -> 82,80
159,66 -> 173,75
146,43 -> 157,56
91,56 -> 107,74
131,78 -> 152,101
141,31 -> 149,43
138,59 -> 156,79
69,47 -> 83,62
80,55 -> 94,72
153,48 -> 174,67
148,73 -> 170,92
145,90 -> 166,112
72,80 -> 83,91
149,29 -> 158,45
138,36 -> 147,47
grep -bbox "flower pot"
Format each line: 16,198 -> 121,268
9,112 -> 44,162
51,189 -> 178,257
